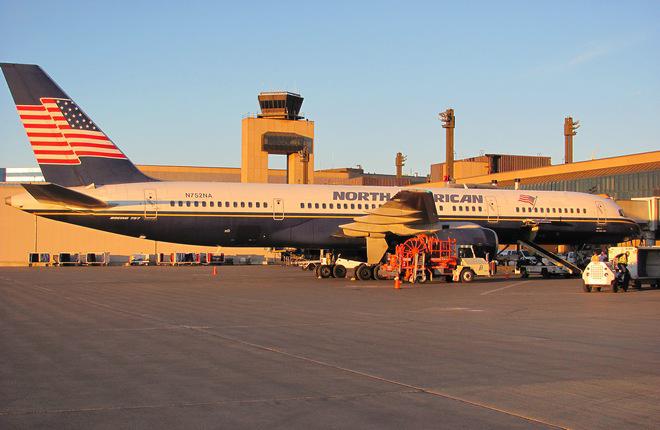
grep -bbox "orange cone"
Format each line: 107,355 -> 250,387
212,266 -> 217,276
394,277 -> 401,289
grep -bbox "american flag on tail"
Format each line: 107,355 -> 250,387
518,194 -> 537,205
16,98 -> 126,165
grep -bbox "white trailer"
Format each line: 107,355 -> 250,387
608,246 -> 660,289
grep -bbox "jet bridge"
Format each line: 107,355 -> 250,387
517,240 -> 583,275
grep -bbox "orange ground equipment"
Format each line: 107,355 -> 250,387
385,234 -> 458,284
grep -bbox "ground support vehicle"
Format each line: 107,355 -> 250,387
608,246 -> 660,289
452,245 -> 493,283
383,234 -> 459,284
516,258 -> 570,278
582,261 -> 628,292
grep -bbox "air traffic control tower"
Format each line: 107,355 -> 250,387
241,92 -> 314,184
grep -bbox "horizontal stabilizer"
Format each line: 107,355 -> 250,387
21,183 -> 111,209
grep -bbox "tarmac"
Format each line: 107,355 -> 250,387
0,265 -> 659,429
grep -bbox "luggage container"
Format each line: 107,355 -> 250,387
83,252 -> 110,266
28,253 -> 51,266
157,253 -> 174,266
205,253 -> 225,265
57,253 -> 81,266
173,252 -> 196,265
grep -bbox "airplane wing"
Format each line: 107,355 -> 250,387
338,189 -> 442,238
21,183 -> 112,209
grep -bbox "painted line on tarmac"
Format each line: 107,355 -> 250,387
481,281 -> 531,296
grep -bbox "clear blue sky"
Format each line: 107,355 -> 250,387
1,0 -> 658,176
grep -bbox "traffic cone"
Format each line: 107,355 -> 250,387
212,266 -> 217,276
394,277 -> 401,289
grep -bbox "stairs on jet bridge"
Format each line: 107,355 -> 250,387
517,240 -> 583,275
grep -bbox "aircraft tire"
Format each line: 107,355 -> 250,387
314,264 -> 322,278
333,264 -> 347,278
319,265 -> 332,278
356,264 -> 372,281
371,264 -> 386,280
582,284 -> 592,293
612,282 -> 619,293
520,267 -> 528,278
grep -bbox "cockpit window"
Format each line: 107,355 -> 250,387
618,209 -> 625,217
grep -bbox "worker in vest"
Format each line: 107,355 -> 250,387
613,251 -> 630,287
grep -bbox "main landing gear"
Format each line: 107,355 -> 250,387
312,252 -> 387,281
315,262 -> 385,280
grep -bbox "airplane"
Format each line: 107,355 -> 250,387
1,63 -> 641,277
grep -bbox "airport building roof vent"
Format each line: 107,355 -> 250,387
257,92 -> 304,120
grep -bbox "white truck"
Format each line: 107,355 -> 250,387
608,246 -> 660,289
452,245 -> 492,283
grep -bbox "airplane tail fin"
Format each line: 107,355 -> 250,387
1,63 -> 154,187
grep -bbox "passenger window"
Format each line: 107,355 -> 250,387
344,203 -> 348,209
540,208 -> 544,213
582,208 -> 586,213
300,203 -> 304,209
307,203 -> 312,208
170,201 -> 175,207
202,201 -> 206,207
241,202 -> 245,208
178,201 -> 183,207
439,205 -> 443,211
186,201 -> 191,207
248,202 -> 252,208
515,207 -> 519,212
210,201 -> 214,207
351,204 -> 355,209
534,208 -> 538,212
329,203 -> 334,209
315,203 -> 319,209
478,207 -> 482,212
358,204 -> 362,209
264,202 -> 268,208
233,202 -> 237,208
193,201 -> 199,207
322,203 -> 326,209
570,208 -> 574,213
256,202 -> 260,208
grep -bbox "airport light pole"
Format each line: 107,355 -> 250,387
395,152 -> 407,178
439,109 -> 455,181
564,116 -> 580,164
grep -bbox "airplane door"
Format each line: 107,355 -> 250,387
273,198 -> 284,221
595,201 -> 606,226
144,189 -> 157,220
486,196 -> 499,223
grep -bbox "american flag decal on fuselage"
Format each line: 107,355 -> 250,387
518,194 -> 537,205
16,98 -> 126,165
